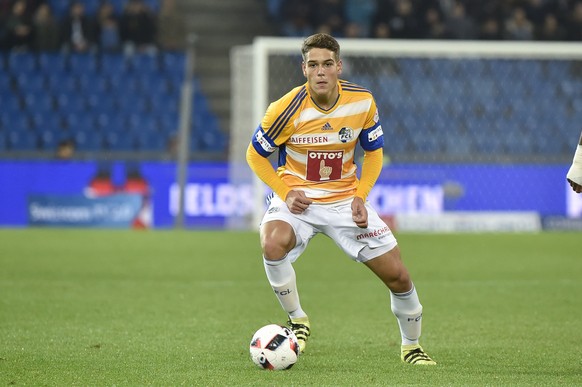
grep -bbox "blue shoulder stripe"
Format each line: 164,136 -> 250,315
266,87 -> 307,140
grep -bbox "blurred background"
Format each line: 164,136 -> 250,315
1,0 -> 581,230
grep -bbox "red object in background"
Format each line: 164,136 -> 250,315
87,172 -> 116,196
122,176 -> 149,195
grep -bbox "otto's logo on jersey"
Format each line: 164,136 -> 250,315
255,130 -> 276,152
338,127 -> 354,143
306,150 -> 343,182
368,126 -> 383,142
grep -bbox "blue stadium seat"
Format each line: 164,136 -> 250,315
100,54 -> 131,75
7,52 -> 37,73
30,112 -> 63,133
0,132 -> 7,151
64,113 -> 96,132
126,113 -> 158,133
46,72 -> 78,93
158,112 -> 179,134
14,73 -> 45,93
55,93 -> 88,115
86,92 -> 117,116
38,52 -> 69,73
74,130 -> 104,152
77,74 -> 109,94
22,93 -> 54,115
6,127 -> 38,151
68,53 -> 99,74
105,131 -> 136,151
135,131 -> 168,152
129,53 -> 162,75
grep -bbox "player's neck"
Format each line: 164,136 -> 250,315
309,89 -> 340,111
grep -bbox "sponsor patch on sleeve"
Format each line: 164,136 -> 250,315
253,128 -> 276,154
368,126 -> 383,142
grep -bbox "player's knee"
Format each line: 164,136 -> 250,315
260,221 -> 296,260
262,238 -> 291,260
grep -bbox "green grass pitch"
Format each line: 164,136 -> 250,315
1,229 -> 581,386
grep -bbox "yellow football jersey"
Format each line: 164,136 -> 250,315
250,80 -> 384,203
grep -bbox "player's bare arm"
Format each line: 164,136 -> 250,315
351,196 -> 368,228
285,190 -> 313,214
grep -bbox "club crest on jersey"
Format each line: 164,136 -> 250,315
338,127 -> 354,143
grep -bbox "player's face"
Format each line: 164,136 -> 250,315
302,48 -> 342,104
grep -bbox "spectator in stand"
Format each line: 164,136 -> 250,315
372,21 -> 391,39
157,0 -> 186,51
96,1 -> 121,52
444,1 -> 477,39
60,1 -> 97,53
31,3 -> 60,51
2,0 -> 33,51
479,17 -> 503,40
379,0 -> 421,39
536,13 -> 566,41
120,0 -> 158,55
504,7 -> 534,40
312,0 -> 345,37
344,0 -> 375,38
423,7 -> 446,39
280,0 -> 314,37
55,138 -> 76,160
565,1 -> 582,41
343,22 -> 363,38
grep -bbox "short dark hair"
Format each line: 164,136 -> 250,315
301,33 -> 340,62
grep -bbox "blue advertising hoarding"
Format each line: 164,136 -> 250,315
0,160 -> 579,228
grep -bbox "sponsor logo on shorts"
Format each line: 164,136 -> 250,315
356,226 -> 390,240
267,206 -> 280,214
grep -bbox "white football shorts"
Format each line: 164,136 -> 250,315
261,195 -> 398,263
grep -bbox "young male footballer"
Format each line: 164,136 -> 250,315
246,33 -> 436,365
567,131 -> 582,193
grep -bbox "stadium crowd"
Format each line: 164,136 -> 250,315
268,0 -> 582,41
0,0 -> 184,53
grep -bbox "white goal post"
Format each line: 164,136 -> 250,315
230,38 -> 582,230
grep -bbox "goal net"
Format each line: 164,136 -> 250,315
229,38 -> 582,231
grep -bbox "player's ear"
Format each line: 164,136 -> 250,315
302,62 -> 307,77
337,59 -> 343,75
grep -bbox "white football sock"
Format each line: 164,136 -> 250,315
390,285 -> 423,346
566,142 -> 582,185
263,255 -> 306,319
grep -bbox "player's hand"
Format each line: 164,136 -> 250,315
567,178 -> 582,193
351,197 -> 368,228
285,190 -> 313,214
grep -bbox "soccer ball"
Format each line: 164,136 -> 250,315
249,324 -> 299,370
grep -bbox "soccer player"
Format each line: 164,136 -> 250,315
245,33 -> 436,365
567,131 -> 582,193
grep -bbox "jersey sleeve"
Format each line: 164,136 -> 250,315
359,97 -> 384,151
249,87 -> 303,157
